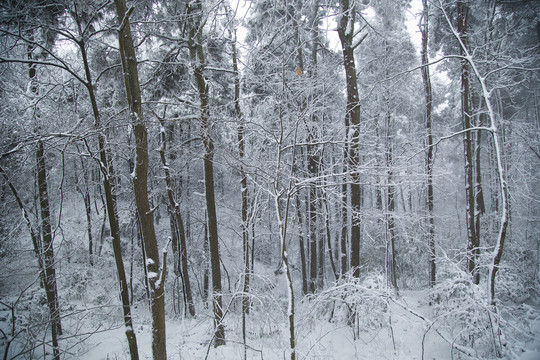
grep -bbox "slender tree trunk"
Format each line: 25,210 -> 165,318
338,0 -> 362,277
440,0 -> 509,305
36,140 -> 62,360
274,95 -> 296,360
340,152 -> 348,276
84,192 -> 93,266
114,1 -> 167,359
294,192 -> 309,294
28,46 -> 62,360
231,27 -> 251,358
324,191 -> 339,280
203,219 -> 210,307
457,0 -> 479,283
308,160 -> 318,291
187,0 -> 225,346
385,111 -> 398,292
157,113 -> 196,317
0,166 -> 45,284
474,99 -> 486,286
76,20 -> 140,358
420,0 -> 436,288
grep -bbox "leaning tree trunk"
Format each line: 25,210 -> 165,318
0,165 -> 45,286
76,15 -> 140,358
187,0 -> 225,347
440,0 -> 509,307
114,1 -> 167,359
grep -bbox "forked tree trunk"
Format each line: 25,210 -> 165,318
440,0 -> 509,306
0,166 -> 45,286
76,16 -> 140,357
114,1 -> 167,359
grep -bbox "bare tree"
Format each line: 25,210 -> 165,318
337,0 -> 365,278
114,1 -> 167,358
420,0 -> 436,288
186,0 -> 225,347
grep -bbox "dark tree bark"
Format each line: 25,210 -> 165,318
114,1 -> 167,359
74,9 -> 140,357
474,97 -> 486,286
156,112 -> 196,317
230,25 -> 251,359
420,0 -> 436,288
337,0 -> 363,278
385,110 -> 398,292
73,154 -> 94,266
457,0 -> 479,284
0,165 -> 45,285
187,0 -> 225,346
36,140 -> 62,360
27,40 -> 62,358
294,192 -> 309,294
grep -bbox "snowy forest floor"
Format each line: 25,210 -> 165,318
0,197 -> 540,360
1,197 -> 539,359
69,290 -> 540,360
1,257 -> 540,359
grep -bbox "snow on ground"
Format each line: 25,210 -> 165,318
70,290 -> 480,360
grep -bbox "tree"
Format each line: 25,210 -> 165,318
186,0 -> 225,346
337,0 -> 365,278
71,3 -> 141,356
456,0 -> 480,285
420,0 -> 436,288
437,0 -> 512,306
114,0 -> 167,358
156,110 -> 196,317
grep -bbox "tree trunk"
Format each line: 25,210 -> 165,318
77,19 -> 140,358
231,27 -> 251,358
36,140 -> 62,360
420,0 -> 436,288
338,0 -> 362,278
440,0 -> 509,305
114,1 -> 167,359
0,165 -> 45,286
187,0 -> 225,346
457,0 -> 479,284
28,44 -> 62,360
295,193 -> 309,294
274,93 -> 296,360
474,98 -> 486,286
385,111 -> 398,292
157,113 -> 196,317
